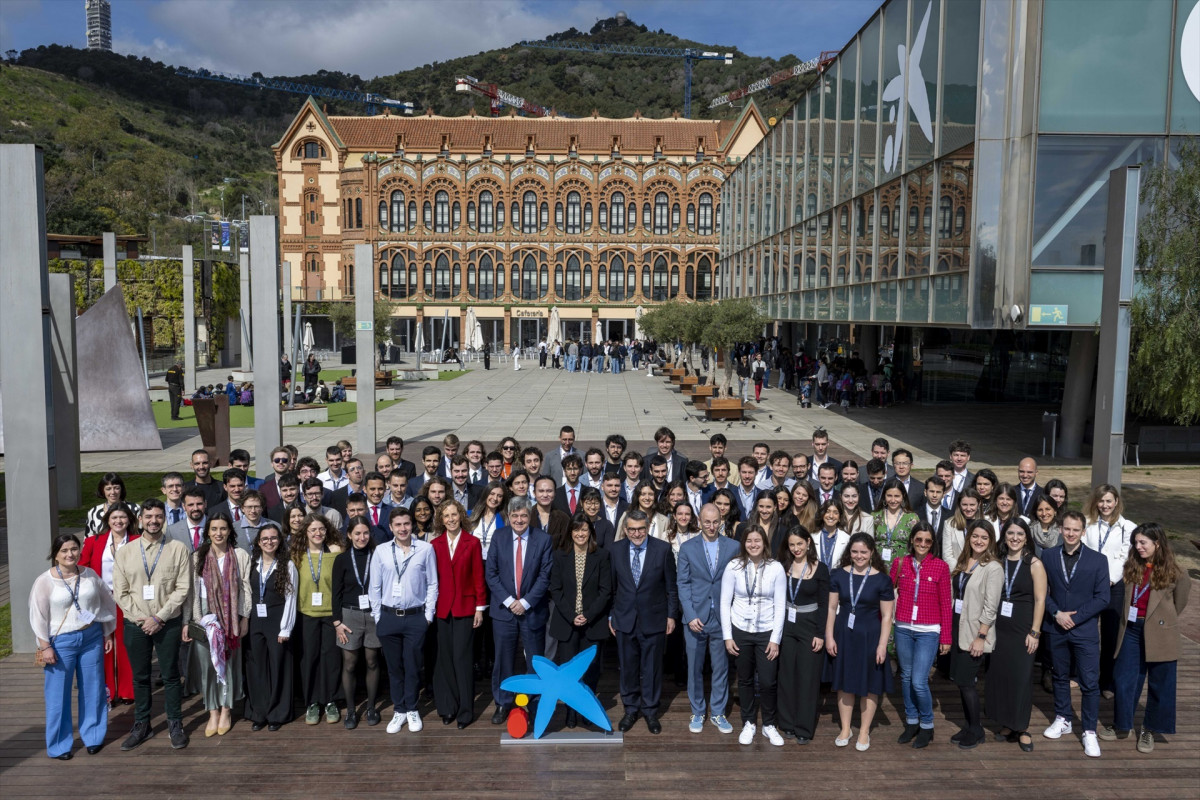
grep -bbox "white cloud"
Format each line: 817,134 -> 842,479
113,0 -> 608,78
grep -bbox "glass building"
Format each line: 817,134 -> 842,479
720,0 -> 1199,409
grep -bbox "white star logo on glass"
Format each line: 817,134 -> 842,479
882,1 -> 934,173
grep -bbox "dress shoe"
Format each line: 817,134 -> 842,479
55,752 -> 73,760
491,705 -> 510,725
795,736 -> 811,745
913,728 -> 934,749
268,724 -> 282,732
1019,733 -> 1034,752
251,722 -> 266,732
958,732 -> 982,750
645,715 -> 662,735
442,715 -> 454,725
898,723 -> 920,744
365,707 -> 381,726
86,745 -> 102,755
344,713 -> 359,730
168,719 -> 189,750
618,712 -> 640,733
950,729 -> 966,744
121,720 -> 154,751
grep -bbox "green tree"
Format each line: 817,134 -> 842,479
327,299 -> 395,346
699,298 -> 770,398
1131,140 -> 1200,424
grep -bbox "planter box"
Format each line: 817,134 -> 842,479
704,397 -> 746,421
690,384 -> 716,406
282,405 -> 328,425
678,375 -> 698,391
347,386 -> 396,402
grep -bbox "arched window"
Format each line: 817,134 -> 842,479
696,256 -> 713,301
922,204 -> 931,236
521,255 -> 537,300
697,193 -> 713,235
610,191 -> 626,234
599,202 -> 608,231
452,201 -> 461,231
478,190 -> 494,233
670,265 -> 679,298
892,206 -> 901,236
467,201 -> 476,230
354,198 -> 362,229
307,193 -> 318,225
496,259 -> 505,295
938,195 -> 952,237
379,261 -> 388,296
583,202 -> 592,231
390,252 -> 406,299
435,254 -> 451,299
627,261 -> 636,299
302,142 -> 325,159
390,190 -> 404,232
407,201 -> 417,230
565,255 -> 582,300
555,202 -> 564,230
566,192 -> 582,234
653,192 -> 670,235
467,262 -> 476,297
652,256 -> 668,301
423,201 -> 432,229
540,202 -> 549,231
643,202 -> 652,230
609,256 -> 625,301
378,201 -> 387,230
478,253 -> 495,300
435,191 -> 450,233
522,192 -> 538,234
954,206 -> 966,236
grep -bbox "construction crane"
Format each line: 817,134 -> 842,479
517,39 -> 731,118
175,66 -> 415,116
708,51 -> 839,111
453,76 -> 573,118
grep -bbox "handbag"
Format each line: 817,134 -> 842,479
187,620 -> 208,643
35,614 -> 68,667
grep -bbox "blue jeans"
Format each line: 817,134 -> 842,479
683,624 -> 729,717
43,625 -> 108,757
566,355 -> 576,372
894,626 -> 939,727
1113,620 -> 1177,733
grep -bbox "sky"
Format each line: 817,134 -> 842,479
1,0 -> 882,78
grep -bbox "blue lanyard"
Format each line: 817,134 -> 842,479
957,561 -> 978,597
882,512 -> 901,545
1003,558 -> 1022,600
257,558 -> 277,603
1097,520 -> 1119,553
1060,550 -> 1079,586
306,550 -> 324,585
848,568 -> 869,613
350,547 -> 369,592
820,530 -> 836,567
1131,577 -> 1152,610
55,565 -> 83,614
390,542 -> 415,595
139,539 -> 164,583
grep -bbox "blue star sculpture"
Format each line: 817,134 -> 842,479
500,645 -> 612,738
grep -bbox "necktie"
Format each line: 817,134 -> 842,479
471,471 -> 479,484
171,508 -> 182,525
931,510 -> 939,531
514,535 -> 524,599
232,506 -> 241,522
632,545 -> 643,587
569,488 -> 577,514
823,491 -> 831,504
192,526 -> 201,550
371,506 -> 379,525
1022,488 -> 1030,512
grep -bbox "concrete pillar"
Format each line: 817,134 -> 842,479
0,144 -> 60,653
857,325 -> 879,371
103,231 -> 116,291
182,245 -> 196,394
354,244 -> 376,455
282,260 -> 294,365
1059,330 -> 1098,459
49,273 -> 82,509
239,252 -> 252,371
251,216 -> 282,479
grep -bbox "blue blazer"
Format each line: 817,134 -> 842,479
1042,544 -> 1110,640
485,525 -> 553,627
676,534 -> 740,633
608,537 -> 679,636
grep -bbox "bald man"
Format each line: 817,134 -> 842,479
1016,458 -> 1043,518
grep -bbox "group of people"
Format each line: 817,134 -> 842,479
516,338 -> 661,373
31,426 -> 1187,763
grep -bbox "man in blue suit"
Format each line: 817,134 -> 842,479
676,503 -> 739,735
1041,510 -> 1111,758
608,510 -> 679,734
485,496 -> 553,725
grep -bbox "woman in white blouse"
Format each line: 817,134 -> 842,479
1083,483 -> 1137,697
721,525 -> 787,747
30,533 -> 117,759
84,472 -> 141,537
616,482 -> 668,542
813,500 -> 851,570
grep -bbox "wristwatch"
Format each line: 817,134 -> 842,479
976,632 -> 987,640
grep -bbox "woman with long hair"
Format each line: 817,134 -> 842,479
498,437 -> 521,479
283,506 -> 306,547
941,488 -> 983,564
813,500 -> 850,572
666,502 -> 701,561
949,520 -> 1002,750
84,473 -> 141,537
771,486 -> 791,519
1043,479 -> 1068,511
332,516 -> 382,729
1083,483 -> 1138,698
987,519 -> 1047,753
721,526 -> 787,746
657,481 -> 688,519
1100,523 -> 1190,753
182,513 -> 252,737
776,528 -> 829,744
711,488 -> 739,537
79,503 -> 138,706
973,469 -> 998,513
985,483 -> 1024,530
470,481 -> 509,561
838,483 -> 873,536
291,513 -> 344,725
736,492 -> 781,552
825,532 -> 895,751
245,526 -> 297,731
410,496 -> 436,540
617,481 -> 668,541
1029,495 -> 1062,557
30,533 -> 117,758
871,478 -> 917,569
789,481 -> 818,533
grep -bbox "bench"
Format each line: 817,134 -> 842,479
704,397 -> 747,421
1125,425 -> 1200,465
341,371 -> 394,391
689,383 -> 716,406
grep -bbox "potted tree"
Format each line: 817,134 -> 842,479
700,298 -> 771,409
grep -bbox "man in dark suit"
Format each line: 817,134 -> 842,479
891,449 -> 925,510
808,428 -> 842,483
552,454 -> 587,515
861,458 -> 888,513
814,463 -> 839,506
485,497 -> 553,725
386,436 -> 418,480
643,426 -> 688,484
916,476 -> 950,554
733,457 -> 760,522
406,446 -> 442,498
948,440 -> 974,502
1016,457 -> 1043,518
544,426 -> 578,485
267,474 -> 303,526
362,472 -> 393,544
608,510 -> 679,734
684,461 -> 715,517
596,475 -> 627,548
207,467 -> 248,525
258,446 -> 294,514
447,456 -> 483,510
1041,510 -> 1111,758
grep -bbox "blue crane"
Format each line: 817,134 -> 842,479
175,67 -> 415,116
517,39 -> 731,118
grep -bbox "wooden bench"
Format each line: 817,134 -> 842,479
341,371 -> 394,391
704,397 -> 747,421
1125,425 -> 1200,465
677,375 -> 698,392
690,383 -> 717,406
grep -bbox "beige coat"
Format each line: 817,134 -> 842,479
1116,576 -> 1191,663
956,560 -> 1003,652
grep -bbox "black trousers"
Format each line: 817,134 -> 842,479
124,616 -> 182,724
434,615 -> 476,723
299,614 -> 338,707
1099,582 -> 1123,693
246,614 -> 293,724
168,385 -> 182,418
733,627 -> 778,726
615,628 -> 665,716
378,612 -> 428,712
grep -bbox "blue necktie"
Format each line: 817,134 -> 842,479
632,546 -> 643,587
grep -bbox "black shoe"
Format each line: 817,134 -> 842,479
168,719 -> 189,750
491,705 -> 510,725
898,723 -> 920,744
365,707 -> 381,726
564,710 -> 577,729
442,715 -> 454,725
268,724 -> 282,732
646,715 -> 662,735
251,722 -> 266,732
1019,733 -> 1034,752
55,752 -> 73,760
121,720 -> 154,751
344,713 -> 359,730
86,745 -> 102,755
796,736 -> 811,745
950,729 -> 966,744
913,728 -> 934,749
458,720 -> 470,730
618,712 -> 640,732
958,732 -> 982,750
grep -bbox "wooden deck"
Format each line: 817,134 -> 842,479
2,582 -> 1198,799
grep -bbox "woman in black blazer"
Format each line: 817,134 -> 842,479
548,515 -> 613,728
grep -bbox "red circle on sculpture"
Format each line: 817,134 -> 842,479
507,706 -> 530,738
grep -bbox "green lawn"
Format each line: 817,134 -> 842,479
152,398 -> 400,429
438,370 -> 468,380
0,604 -> 11,660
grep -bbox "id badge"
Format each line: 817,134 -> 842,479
1000,601 -> 1013,618
911,605 -> 919,622
256,603 -> 268,618
76,609 -> 96,625
787,607 -> 797,624
358,594 -> 370,610
954,598 -> 963,614
847,612 -> 856,630
1127,606 -> 1139,623
882,547 -> 893,562
199,582 -> 207,600
310,592 -> 323,607
142,584 -> 156,601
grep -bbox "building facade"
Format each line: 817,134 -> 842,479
720,0 -> 1199,409
273,102 -> 767,351
85,0 -> 112,52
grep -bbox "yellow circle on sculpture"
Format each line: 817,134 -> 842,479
515,694 -> 529,707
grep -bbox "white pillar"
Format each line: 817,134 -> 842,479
49,273 -> 82,509
282,261 -> 294,364
251,216 -> 282,479
0,144 -> 60,653
355,244 -> 376,455
239,252 -> 252,371
182,245 -> 196,394
103,231 -> 116,291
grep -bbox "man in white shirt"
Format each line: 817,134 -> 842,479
734,457 -> 759,522
685,461 -> 712,517
581,449 -> 607,490
317,445 -> 349,493
465,441 -> 487,485
749,443 -> 771,487
948,440 -> 974,497
756,450 -> 794,492
600,475 -> 627,532
161,472 -> 186,526
1016,457 -> 1043,517
621,452 -> 644,505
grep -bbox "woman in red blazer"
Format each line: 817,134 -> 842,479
79,503 -> 140,705
431,500 -> 487,728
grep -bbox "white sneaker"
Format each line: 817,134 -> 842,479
1082,731 -> 1101,758
407,711 -> 423,732
738,722 -> 756,745
762,725 -> 785,746
386,712 -> 406,734
1043,716 -> 1072,739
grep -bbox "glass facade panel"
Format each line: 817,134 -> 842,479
1030,270 -> 1104,325
852,283 -> 872,319
906,0 -> 940,171
857,17 -> 881,196
901,276 -> 929,322
931,271 -> 968,324
940,0 -> 979,155
838,43 -> 859,204
937,146 -> 973,274
880,0 -> 909,179
1039,0 -> 1173,133
875,280 -> 898,322
1171,0 -> 1200,132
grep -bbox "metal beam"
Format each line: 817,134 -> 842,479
239,252 -> 252,371
250,216 -> 281,479
49,272 -> 81,508
354,244 -> 376,456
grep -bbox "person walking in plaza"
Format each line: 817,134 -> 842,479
79,503 -> 138,706
949,520 -> 1002,751
776,528 -> 829,744
111,499 -> 191,750
245,526 -> 297,731
30,533 -> 117,759
165,361 -> 184,420
1099,523 -> 1190,753
332,517 -> 383,729
751,352 -> 766,403
291,513 -> 344,725
1082,484 -> 1137,698
181,513 -> 252,738
431,501 -> 487,728
987,519 -> 1047,753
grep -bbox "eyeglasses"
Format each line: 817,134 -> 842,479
502,446 -> 516,451
258,536 -> 279,543
273,457 -> 289,463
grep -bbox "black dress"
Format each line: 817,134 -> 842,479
827,569 -> 894,696
987,557 -> 1036,731
950,570 -> 983,686
777,562 -> 830,738
246,559 -> 295,725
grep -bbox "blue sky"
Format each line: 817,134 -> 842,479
1,0 -> 881,77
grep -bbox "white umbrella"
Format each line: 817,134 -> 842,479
634,305 -> 645,340
414,320 -> 425,367
302,321 -> 315,355
595,320 -> 602,342
464,308 -> 478,350
471,319 -> 485,351
548,306 -> 561,343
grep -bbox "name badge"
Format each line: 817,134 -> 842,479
847,612 -> 856,630
77,609 -> 96,625
310,592 -> 323,607
954,598 -> 964,614
787,607 -> 797,624
911,605 -> 919,622
882,547 -> 893,562
142,585 -> 156,601
358,594 -> 370,610
256,603 -> 268,618
1000,601 -> 1013,618
1127,606 -> 1139,623
199,582 -> 207,600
